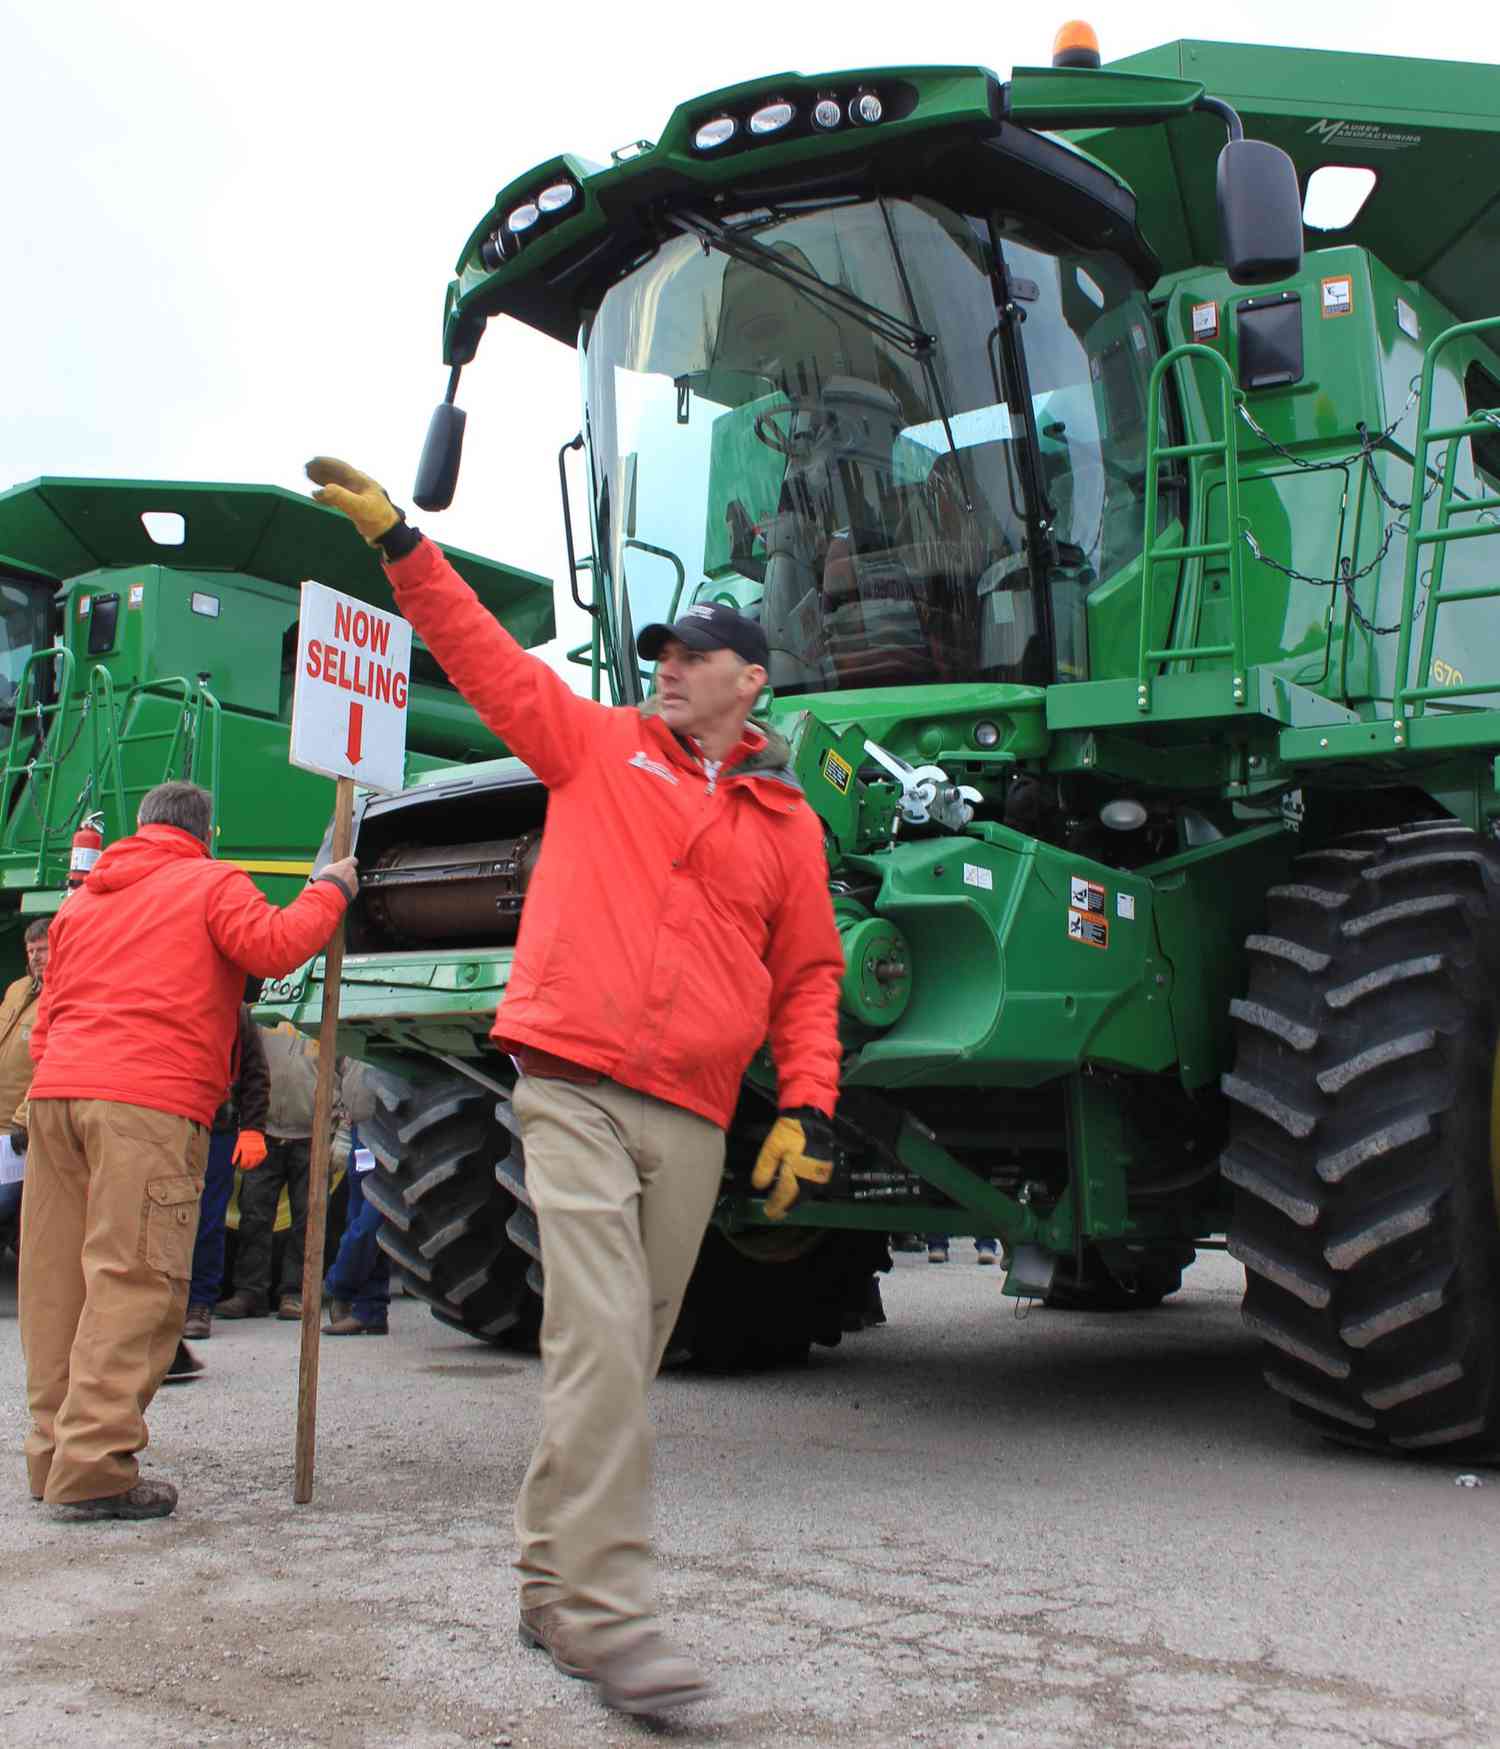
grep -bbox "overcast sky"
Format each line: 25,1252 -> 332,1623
4,1 -> 1495,670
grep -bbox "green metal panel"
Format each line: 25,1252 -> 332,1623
0,477 -> 555,648
1086,41 -> 1500,326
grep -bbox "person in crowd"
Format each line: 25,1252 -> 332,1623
927,1235 -> 998,1265
216,1023 -> 324,1322
0,919 -> 50,1254
182,1004 -> 270,1340
308,457 -> 843,1716
17,780 -> 355,1521
323,1123 -> 390,1335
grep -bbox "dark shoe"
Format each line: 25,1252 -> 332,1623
976,1244 -> 998,1266
518,1603 -> 591,1679
276,1294 -> 303,1321
593,1630 -> 711,1715
326,1314 -> 388,1336
183,1304 -> 213,1339
215,1292 -> 266,1320
164,1341 -> 204,1383
50,1479 -> 178,1521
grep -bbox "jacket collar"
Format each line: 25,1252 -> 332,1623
637,700 -> 803,810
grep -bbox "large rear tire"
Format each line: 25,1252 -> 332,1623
362,1070 -> 540,1347
1224,819 -> 1500,1458
670,1227 -> 890,1370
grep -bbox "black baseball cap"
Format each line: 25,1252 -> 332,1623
637,602 -> 768,668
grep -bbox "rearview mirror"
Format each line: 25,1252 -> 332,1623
1218,137 -> 1303,286
414,401 -> 467,512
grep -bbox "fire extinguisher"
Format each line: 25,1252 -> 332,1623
68,812 -> 105,889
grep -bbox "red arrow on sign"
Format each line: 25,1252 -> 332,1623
346,701 -> 363,766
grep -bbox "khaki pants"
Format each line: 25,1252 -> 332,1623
19,1098 -> 208,1503
512,1074 -> 724,1657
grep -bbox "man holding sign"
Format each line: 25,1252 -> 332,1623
17,781 -> 356,1520
308,458 -> 843,1716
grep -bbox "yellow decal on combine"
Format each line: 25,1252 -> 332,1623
1431,657 -> 1465,687
821,750 -> 853,795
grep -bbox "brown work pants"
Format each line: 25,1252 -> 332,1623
512,1073 -> 724,1658
19,1098 -> 208,1503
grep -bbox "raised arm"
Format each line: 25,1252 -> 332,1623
306,457 -> 607,787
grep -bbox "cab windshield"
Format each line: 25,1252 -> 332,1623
582,194 -> 1162,697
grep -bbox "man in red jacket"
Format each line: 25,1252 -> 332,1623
19,779 -> 356,1521
308,458 -> 844,1716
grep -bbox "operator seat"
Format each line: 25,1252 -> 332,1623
759,378 -> 908,692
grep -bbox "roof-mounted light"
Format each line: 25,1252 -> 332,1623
506,201 -> 541,235
749,99 -> 795,136
1052,20 -> 1101,68
479,229 -> 513,271
537,181 -> 576,214
694,115 -> 738,150
850,88 -> 883,126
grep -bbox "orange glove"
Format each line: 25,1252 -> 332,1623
232,1128 -> 268,1169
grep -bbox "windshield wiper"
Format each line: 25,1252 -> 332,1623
667,210 -> 935,359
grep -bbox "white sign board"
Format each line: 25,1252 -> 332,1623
290,581 -> 412,793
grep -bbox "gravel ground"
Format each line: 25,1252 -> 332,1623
2,1243 -> 1497,1748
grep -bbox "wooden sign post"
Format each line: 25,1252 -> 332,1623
288,579 -> 411,1504
294,775 -> 354,1505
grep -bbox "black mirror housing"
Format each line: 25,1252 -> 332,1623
413,401 -> 467,512
1217,138 -> 1303,286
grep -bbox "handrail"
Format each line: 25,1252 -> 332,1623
1138,343 -> 1247,713
1393,314 -> 1500,731
0,646 -> 79,873
2,665 -> 226,883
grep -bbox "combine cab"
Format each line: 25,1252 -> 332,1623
264,39 -> 1500,1453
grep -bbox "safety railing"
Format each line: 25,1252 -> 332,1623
1392,315 -> 1500,732
0,647 -> 83,876
1137,343 -> 1248,713
0,658 -> 223,885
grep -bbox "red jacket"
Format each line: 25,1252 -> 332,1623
30,824 -> 347,1127
385,538 -> 844,1129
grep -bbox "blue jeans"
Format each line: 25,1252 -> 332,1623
189,1129 -> 237,1308
324,1147 -> 390,1325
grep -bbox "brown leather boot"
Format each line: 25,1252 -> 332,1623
214,1292 -> 266,1319
183,1304 -> 213,1339
592,1630 -> 711,1714
517,1602 -> 591,1679
50,1479 -> 178,1521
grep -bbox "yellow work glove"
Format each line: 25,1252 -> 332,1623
750,1107 -> 835,1220
305,457 -> 402,546
232,1128 -> 269,1170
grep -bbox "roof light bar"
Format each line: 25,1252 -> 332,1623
749,99 -> 795,135
694,115 -> 737,150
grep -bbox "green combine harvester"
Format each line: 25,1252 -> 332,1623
0,477 -> 549,968
264,36 -> 1500,1457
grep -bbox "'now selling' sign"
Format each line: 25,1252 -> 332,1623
290,580 -> 412,793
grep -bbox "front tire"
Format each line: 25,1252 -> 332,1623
362,1070 -> 539,1347
1224,819 -> 1500,1457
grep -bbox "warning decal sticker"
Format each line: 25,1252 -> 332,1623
1067,910 -> 1109,949
1117,892 -> 1136,922
1322,275 -> 1353,318
1191,302 -> 1219,340
821,749 -> 853,794
1070,875 -> 1106,915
